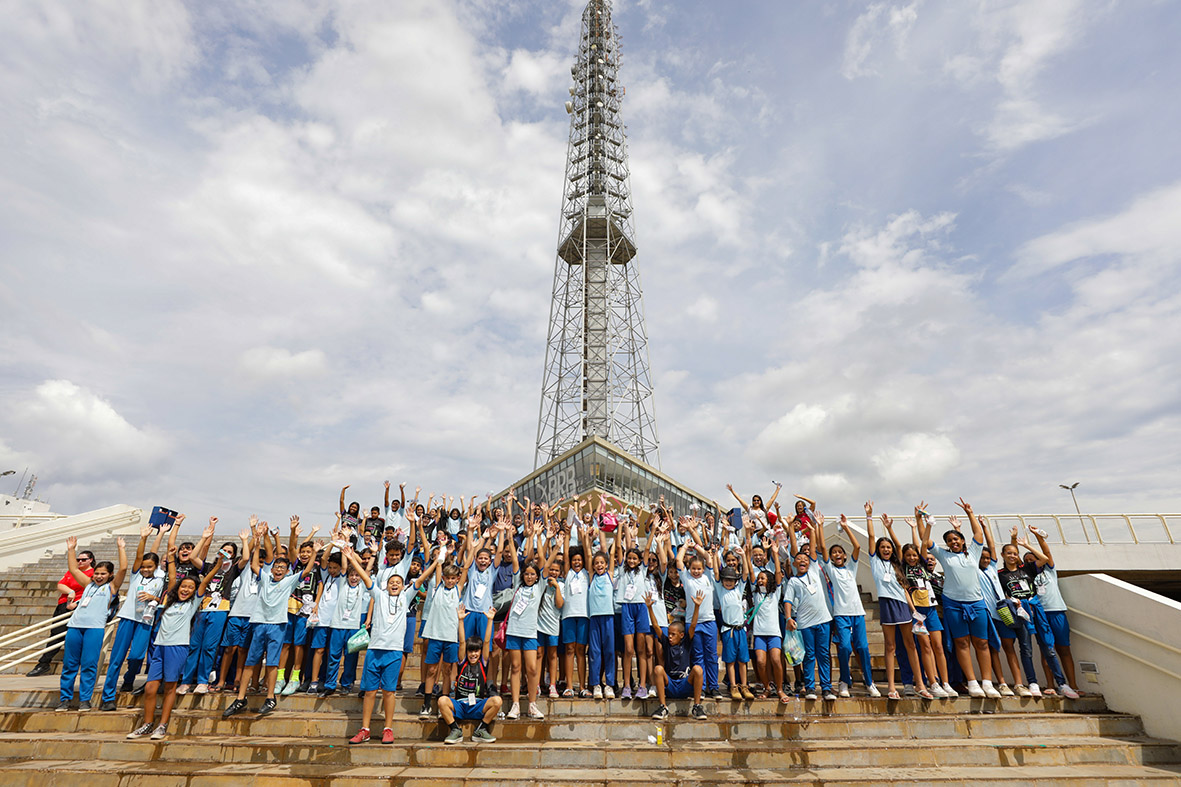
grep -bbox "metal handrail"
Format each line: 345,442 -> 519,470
912,513 -> 1179,546
0,610 -> 74,649
0,616 -> 117,674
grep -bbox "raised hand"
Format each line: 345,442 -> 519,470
457,603 -> 466,619
693,590 -> 706,606
238,528 -> 251,541
140,524 -> 152,539
954,497 -> 973,514
384,481 -> 390,490
249,514 -> 259,529
66,536 -> 78,550
880,513 -> 893,528
839,514 -> 849,527
203,519 -> 217,538
905,517 -> 916,528
864,500 -> 873,517
947,515 -> 963,531
116,537 -> 126,550
175,513 -> 187,525
290,515 -> 300,531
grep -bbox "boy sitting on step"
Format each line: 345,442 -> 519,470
647,590 -> 706,721
438,605 -> 501,744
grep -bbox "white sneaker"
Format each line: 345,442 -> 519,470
194,684 -> 209,695
149,724 -> 168,740
126,723 -> 153,739
527,702 -> 545,720
823,691 -> 837,701
506,702 -> 520,720
1060,684 -> 1080,700
604,685 -> 615,699
592,685 -> 603,700
931,684 -> 949,698
548,685 -> 558,699
176,684 -> 191,696
999,683 -> 1015,697
867,684 -> 881,698
837,682 -> 850,698
942,682 -> 958,698
805,692 -> 818,700
1029,683 -> 1042,698
272,680 -> 286,695
1016,685 -> 1032,697
967,681 -> 986,698
982,681 -> 1002,699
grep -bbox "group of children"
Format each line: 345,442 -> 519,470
50,482 -> 1083,745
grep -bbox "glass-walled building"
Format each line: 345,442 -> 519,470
495,436 -> 718,524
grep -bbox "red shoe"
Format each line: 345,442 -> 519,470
349,728 -> 371,744
381,727 -> 394,744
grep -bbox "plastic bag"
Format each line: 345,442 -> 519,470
783,629 -> 806,666
347,628 -> 370,654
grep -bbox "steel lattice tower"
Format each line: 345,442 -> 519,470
535,0 -> 659,469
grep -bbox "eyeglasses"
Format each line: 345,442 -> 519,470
77,556 -> 92,562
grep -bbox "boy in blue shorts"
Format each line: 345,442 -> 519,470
438,604 -> 501,744
223,522 -> 319,718
419,546 -> 468,717
646,589 -> 705,720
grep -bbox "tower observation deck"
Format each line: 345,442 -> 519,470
535,0 -> 659,470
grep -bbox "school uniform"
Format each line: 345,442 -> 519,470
587,571 -> 616,686
505,579 -> 545,650
654,627 -> 693,699
750,585 -> 783,653
998,564 -> 1067,687
246,567 -> 302,667
932,540 -> 990,640
148,595 -> 203,683
101,572 -> 165,703
461,564 -> 496,641
360,587 -> 410,692
224,572 -> 260,651
616,567 -> 650,636
60,582 -> 114,704
821,557 -> 874,689
787,561 -> 834,694
422,583 -> 462,665
536,580 -> 562,649
181,560 -> 241,686
323,580 -> 367,691
682,570 -> 719,695
560,569 -> 590,645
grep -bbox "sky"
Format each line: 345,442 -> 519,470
1,0 -> 1179,530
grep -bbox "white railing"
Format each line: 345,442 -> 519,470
0,611 -> 118,675
980,513 -> 1178,546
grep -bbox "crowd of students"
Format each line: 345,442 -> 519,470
44,482 -> 1083,744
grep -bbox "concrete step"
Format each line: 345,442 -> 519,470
0,706 -> 1142,741
0,729 -> 1176,770
0,758 -> 1179,785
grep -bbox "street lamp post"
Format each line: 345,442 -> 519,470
1059,482 -> 1087,541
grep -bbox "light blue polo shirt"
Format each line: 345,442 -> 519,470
250,567 -> 300,625
821,557 -> 866,617
588,571 -> 615,617
67,583 -> 113,629
155,596 -> 202,646
367,586 -> 409,651
787,561 -> 833,629
682,571 -> 716,623
932,540 -> 986,602
562,569 -> 589,618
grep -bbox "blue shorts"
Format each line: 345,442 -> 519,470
425,638 -> 459,665
246,622 -> 286,666
453,696 -> 488,721
1046,610 -> 1070,647
145,644 -> 188,683
721,628 -> 750,664
985,614 -> 1002,651
942,597 -> 990,641
404,617 -> 417,652
754,635 -> 782,653
620,603 -> 651,636
224,616 -> 252,649
310,626 -> 330,649
538,633 -> 560,648
359,649 -> 403,692
284,614 -> 309,645
463,612 -> 489,641
505,634 -> 539,651
915,605 -> 943,634
666,676 -> 691,699
997,617 -> 1032,640
561,617 -> 588,645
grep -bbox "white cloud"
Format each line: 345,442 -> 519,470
239,347 -> 329,382
841,1 -> 921,79
872,433 -> 961,485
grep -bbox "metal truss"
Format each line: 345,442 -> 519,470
535,0 -> 660,469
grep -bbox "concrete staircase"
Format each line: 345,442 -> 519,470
0,538 -> 1179,784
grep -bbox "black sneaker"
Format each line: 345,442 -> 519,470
418,704 -> 432,719
318,687 -> 336,698
691,704 -> 707,720
78,701 -> 92,712
415,683 -> 425,698
100,700 -> 117,712
54,701 -> 70,712
26,664 -> 51,678
131,685 -> 145,697
257,698 -> 277,716
651,704 -> 669,721
711,689 -> 724,702
222,698 -> 247,718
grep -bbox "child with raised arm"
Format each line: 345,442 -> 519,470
438,605 -> 501,744
1026,526 -> 1082,694
338,546 -> 409,744
818,514 -> 879,698
648,589 -> 706,721
867,505 -> 930,699
418,544 -> 468,718
178,518 -> 245,695
100,527 -> 165,710
222,522 -> 318,718
904,511 -> 955,697
560,524 -> 592,697
319,539 -> 367,697
919,499 -> 1001,699
586,525 -> 617,699
783,517 -> 836,701
125,549 -> 221,739
505,524 -> 558,720
211,528 -> 257,694
676,521 -> 722,702
614,520 -> 651,700
57,537 -> 127,711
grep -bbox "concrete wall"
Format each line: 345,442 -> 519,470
0,505 -> 143,571
1060,573 -> 1181,742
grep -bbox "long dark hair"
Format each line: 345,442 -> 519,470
163,575 -> 198,609
874,537 -> 907,586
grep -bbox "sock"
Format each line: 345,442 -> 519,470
476,721 -> 488,733
277,669 -> 287,683
290,669 -> 301,683
450,722 -> 460,732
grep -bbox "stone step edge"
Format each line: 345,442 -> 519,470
1,759 -> 1180,784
